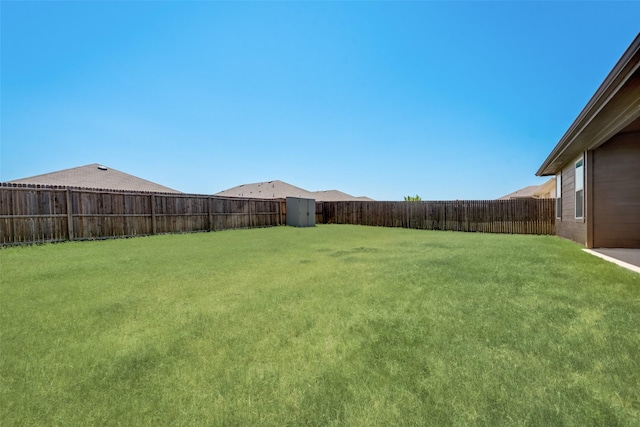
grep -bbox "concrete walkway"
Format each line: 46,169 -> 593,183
583,248 -> 640,274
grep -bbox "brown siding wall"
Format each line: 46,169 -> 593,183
592,133 -> 640,248
556,154 -> 587,245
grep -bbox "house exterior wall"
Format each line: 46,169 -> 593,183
556,153 -> 587,245
538,35 -> 640,248
592,133 -> 640,248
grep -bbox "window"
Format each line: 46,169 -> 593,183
556,173 -> 562,218
575,158 -> 584,219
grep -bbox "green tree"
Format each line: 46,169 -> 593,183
404,195 -> 422,201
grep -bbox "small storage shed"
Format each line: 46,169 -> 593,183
286,197 -> 315,227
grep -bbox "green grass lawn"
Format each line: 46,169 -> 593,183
1,225 -> 639,426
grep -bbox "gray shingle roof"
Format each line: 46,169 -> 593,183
310,190 -> 374,202
8,164 -> 181,193
215,180 -> 374,201
498,178 -> 555,200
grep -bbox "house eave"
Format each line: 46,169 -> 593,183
537,33 -> 640,177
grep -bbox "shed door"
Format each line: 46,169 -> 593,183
307,199 -> 316,227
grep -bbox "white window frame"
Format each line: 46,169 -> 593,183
575,157 -> 584,219
555,173 -> 562,219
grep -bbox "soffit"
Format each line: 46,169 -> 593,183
620,114 -> 640,133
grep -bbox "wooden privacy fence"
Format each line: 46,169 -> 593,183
0,184 -> 284,245
1,183 -> 555,245
316,199 -> 555,235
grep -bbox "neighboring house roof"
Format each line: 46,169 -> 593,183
537,33 -> 640,176
499,178 -> 556,200
7,163 -> 182,193
311,190 -> 374,202
214,180 -> 374,201
216,180 -> 312,199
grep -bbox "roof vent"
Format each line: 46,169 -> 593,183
97,165 -> 108,171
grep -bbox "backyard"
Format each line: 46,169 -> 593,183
1,225 -> 638,426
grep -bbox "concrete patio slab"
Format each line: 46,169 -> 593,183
583,248 -> 640,274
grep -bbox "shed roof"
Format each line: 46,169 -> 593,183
537,33 -> 640,176
8,163 -> 182,193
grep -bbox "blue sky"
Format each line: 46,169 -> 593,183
1,1 -> 638,200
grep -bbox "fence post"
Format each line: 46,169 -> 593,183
66,188 -> 74,241
281,199 -> 285,225
11,186 -> 17,243
404,202 -> 408,229
208,197 -> 213,231
278,199 -> 282,225
248,200 -> 252,228
150,194 -> 157,235
322,202 -> 327,224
